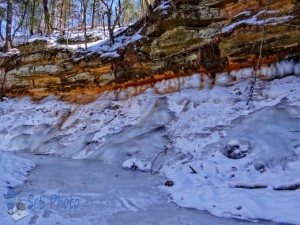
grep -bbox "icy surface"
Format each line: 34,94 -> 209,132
1,75 -> 300,224
0,153 -> 280,225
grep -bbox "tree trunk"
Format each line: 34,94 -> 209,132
0,18 -> 4,41
0,71 -> 7,100
108,16 -> 114,45
143,0 -> 152,17
82,0 -> 89,50
4,0 -> 13,52
101,13 -> 106,36
50,0 -> 56,33
100,0 -> 122,45
59,0 -> 65,34
63,0 -> 70,33
43,0 -> 50,35
91,0 -> 98,29
13,0 -> 30,39
115,0 -> 122,27
30,0 -> 37,35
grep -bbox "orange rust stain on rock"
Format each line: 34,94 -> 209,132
88,64 -> 112,74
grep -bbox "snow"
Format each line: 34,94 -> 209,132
0,48 -> 20,57
154,1 -> 171,12
27,35 -> 50,43
160,77 -> 300,224
166,149 -> 300,223
122,158 -> 151,172
233,11 -> 252,18
222,10 -> 293,33
1,67 -> 300,223
100,51 -> 120,59
0,150 -> 35,220
215,72 -> 231,85
88,28 -> 144,56
0,151 -> 34,189
0,26 -> 131,56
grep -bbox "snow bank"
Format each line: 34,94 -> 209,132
162,78 -> 300,224
1,70 -> 300,223
0,152 -> 34,188
0,152 -> 33,220
0,93 -> 171,165
164,104 -> 300,224
0,151 -> 34,193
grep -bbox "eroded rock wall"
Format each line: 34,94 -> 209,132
0,0 -> 299,103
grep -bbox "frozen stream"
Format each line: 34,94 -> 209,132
3,152 -> 280,225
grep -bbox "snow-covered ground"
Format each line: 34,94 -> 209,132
1,74 -> 300,224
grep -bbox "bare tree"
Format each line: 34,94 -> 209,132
0,18 -> 4,41
0,5 -> 5,41
91,0 -> 99,29
80,0 -> 89,49
122,0 -> 137,26
12,0 -> 30,39
143,0 -> 152,18
247,0 -> 270,105
100,0 -> 123,45
4,0 -> 13,52
59,0 -> 66,34
139,0 -> 153,19
49,0 -> 56,33
29,0 -> 37,35
43,0 -> 50,35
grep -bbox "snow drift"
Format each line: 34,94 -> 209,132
1,74 -> 300,224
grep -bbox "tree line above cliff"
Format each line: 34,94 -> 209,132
0,0 -> 162,51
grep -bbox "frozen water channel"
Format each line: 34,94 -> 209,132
5,152 -> 280,225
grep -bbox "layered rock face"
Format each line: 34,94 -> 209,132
0,0 -> 299,102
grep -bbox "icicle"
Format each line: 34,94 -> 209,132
216,72 -> 230,86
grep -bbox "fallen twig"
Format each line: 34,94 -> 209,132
151,150 -> 165,174
189,165 -> 197,174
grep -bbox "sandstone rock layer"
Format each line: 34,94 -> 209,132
0,0 -> 299,103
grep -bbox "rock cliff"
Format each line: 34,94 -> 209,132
0,0 -> 299,103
